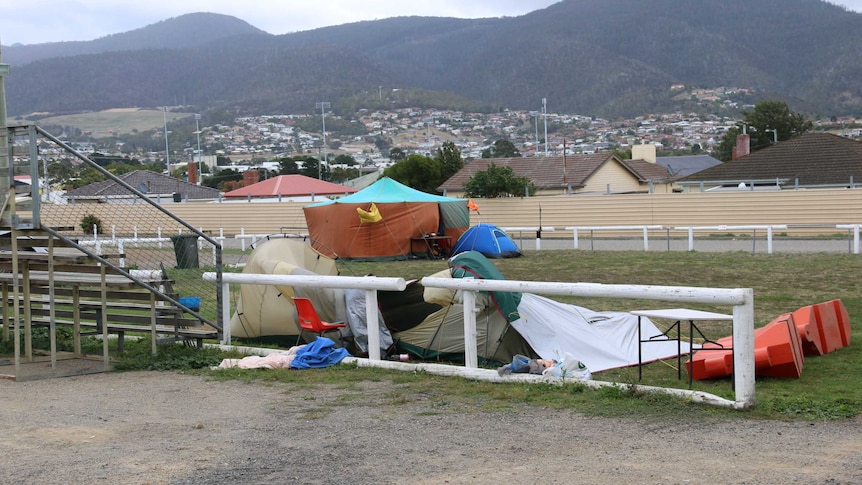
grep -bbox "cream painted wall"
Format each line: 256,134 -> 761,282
41,188 -> 862,238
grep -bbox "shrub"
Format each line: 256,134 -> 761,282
80,214 -> 103,234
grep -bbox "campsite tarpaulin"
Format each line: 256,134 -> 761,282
303,177 -> 469,260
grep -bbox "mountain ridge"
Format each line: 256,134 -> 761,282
4,0 -> 862,118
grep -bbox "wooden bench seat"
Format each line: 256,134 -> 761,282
29,317 -> 218,351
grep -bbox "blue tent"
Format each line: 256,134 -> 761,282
452,223 -> 521,258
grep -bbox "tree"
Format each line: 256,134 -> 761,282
435,141 -> 463,180
743,100 -> 813,150
715,100 -> 813,161
481,139 -> 521,158
389,146 -> 406,162
463,163 -> 535,198
383,154 -> 443,194
333,154 -> 357,166
277,157 -> 299,175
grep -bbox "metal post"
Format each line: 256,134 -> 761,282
366,289 -> 381,361
163,107 -> 170,174
195,114 -> 202,185
542,98 -> 548,157
462,286 -> 478,369
316,101 -> 330,180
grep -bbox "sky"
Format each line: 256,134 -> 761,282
3,0 -> 860,46
1,0 -> 561,46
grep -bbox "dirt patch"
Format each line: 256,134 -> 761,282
2,371 -> 860,484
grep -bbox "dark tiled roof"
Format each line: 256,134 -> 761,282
655,155 -> 722,178
680,133 -> 862,186
439,153 -> 667,191
618,158 -> 674,182
65,170 -> 220,199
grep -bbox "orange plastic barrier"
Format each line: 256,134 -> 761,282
753,313 -> 804,379
686,340 -> 732,380
687,313 -> 805,380
791,305 -> 824,356
793,300 -> 852,355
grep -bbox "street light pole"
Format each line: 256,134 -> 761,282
542,98 -> 549,157
315,101 -> 330,180
194,114 -> 202,185
530,111 -> 539,157
163,107 -> 170,174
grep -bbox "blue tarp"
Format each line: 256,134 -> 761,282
290,337 -> 350,369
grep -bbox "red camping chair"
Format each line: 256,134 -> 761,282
292,297 -> 347,346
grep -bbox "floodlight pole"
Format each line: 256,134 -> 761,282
316,101 -> 330,180
163,107 -> 170,174
194,114 -> 202,184
542,98 -> 549,157
530,111 -> 539,157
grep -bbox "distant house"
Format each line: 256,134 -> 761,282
438,150 -> 674,197
222,174 -> 357,201
64,170 -> 220,203
677,133 -> 862,191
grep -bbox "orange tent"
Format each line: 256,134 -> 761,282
303,177 -> 469,260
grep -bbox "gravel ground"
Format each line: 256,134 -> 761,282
2,370 -> 861,485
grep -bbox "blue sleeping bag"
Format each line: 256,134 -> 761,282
290,337 -> 350,369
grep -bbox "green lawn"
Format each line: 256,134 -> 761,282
5,250 -> 859,421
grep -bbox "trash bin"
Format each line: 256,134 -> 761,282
170,234 -> 199,269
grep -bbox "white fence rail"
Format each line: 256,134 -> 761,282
84,223 -> 862,255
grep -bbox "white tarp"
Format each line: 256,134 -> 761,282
510,293 -> 694,372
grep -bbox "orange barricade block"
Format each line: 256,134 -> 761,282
687,313 -> 805,380
754,314 -> 804,379
791,305 -> 824,356
686,341 -> 732,380
829,299 -> 851,348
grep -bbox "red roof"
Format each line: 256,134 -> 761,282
223,174 -> 357,198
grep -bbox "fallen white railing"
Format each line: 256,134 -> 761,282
420,276 -> 755,410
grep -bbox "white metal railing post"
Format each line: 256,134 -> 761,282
851,225 -> 860,254
642,227 -> 649,251
118,240 -> 125,267
462,280 -> 478,368
366,288 -> 381,361
767,226 -> 774,254
572,228 -> 579,250
221,281 -> 231,344
688,228 -> 694,250
733,288 -> 756,409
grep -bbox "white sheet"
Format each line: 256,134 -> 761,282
510,293 -> 693,373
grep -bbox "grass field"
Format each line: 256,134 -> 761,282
5,249 -> 859,420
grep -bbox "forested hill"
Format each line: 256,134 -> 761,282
5,0 -> 862,118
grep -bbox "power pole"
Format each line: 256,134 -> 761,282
315,101 -> 330,180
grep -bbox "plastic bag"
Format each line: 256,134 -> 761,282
542,352 -> 591,380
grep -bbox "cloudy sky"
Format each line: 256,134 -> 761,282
3,0 -> 862,46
